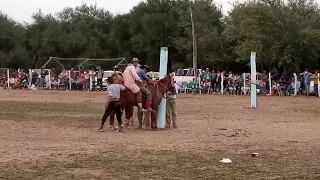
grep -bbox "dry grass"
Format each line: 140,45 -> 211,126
1,148 -> 320,180
0,100 -> 102,128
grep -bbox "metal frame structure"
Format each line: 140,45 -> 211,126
42,56 -> 127,71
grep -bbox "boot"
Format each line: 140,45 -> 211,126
98,124 -> 104,132
146,101 -> 156,113
116,125 -> 124,133
137,92 -> 147,112
138,103 -> 148,112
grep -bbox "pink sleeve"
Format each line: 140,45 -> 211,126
130,67 -> 141,81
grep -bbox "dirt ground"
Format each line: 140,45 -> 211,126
0,90 -> 320,179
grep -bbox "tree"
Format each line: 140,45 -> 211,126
174,0 -> 226,69
224,0 -> 320,74
0,12 -> 29,68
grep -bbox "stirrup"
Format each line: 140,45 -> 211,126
147,108 -> 156,113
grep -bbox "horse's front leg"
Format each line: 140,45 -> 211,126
137,110 -> 143,129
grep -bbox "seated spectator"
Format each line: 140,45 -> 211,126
271,80 -> 280,95
52,77 -> 60,90
9,76 -> 15,89
285,79 -> 296,95
258,80 -> 266,95
76,76 -> 83,91
203,80 -> 211,93
67,78 -> 77,91
278,79 -> 286,91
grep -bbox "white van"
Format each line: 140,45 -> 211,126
147,71 -> 160,80
95,70 -> 120,89
173,69 -> 202,83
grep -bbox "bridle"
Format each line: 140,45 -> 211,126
154,76 -> 174,100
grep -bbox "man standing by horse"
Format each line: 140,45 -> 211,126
123,58 -> 147,112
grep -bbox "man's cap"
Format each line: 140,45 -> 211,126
140,65 -> 150,71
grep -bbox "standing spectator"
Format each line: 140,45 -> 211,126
204,68 -> 212,81
211,70 -> 217,92
166,81 -> 178,129
39,69 -> 46,90
216,71 -> 222,93
186,67 -> 194,76
311,70 -> 319,96
89,68 -> 96,90
96,67 -> 104,91
84,70 -> 90,91
176,68 -> 184,76
70,68 -> 75,80
271,67 -> 278,80
301,69 -> 312,96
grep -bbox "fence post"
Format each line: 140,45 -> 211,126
268,72 -> 272,95
68,70 -> 71,90
6,69 -> 10,89
221,73 -> 224,95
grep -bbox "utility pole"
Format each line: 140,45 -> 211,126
189,1 -> 198,84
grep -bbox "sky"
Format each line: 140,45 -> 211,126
0,0 -> 242,23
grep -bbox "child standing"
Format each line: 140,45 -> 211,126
99,74 -> 125,133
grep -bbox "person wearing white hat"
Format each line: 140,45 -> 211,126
123,58 -> 147,112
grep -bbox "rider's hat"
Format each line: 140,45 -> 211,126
132,58 -> 139,62
140,65 -> 151,71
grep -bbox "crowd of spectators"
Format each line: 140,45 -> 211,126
175,67 -> 320,97
1,66 -> 319,98
0,66 -> 111,91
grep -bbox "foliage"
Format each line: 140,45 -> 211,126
1,0 -> 320,73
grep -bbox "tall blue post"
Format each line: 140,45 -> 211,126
157,47 -> 168,128
250,52 -> 257,108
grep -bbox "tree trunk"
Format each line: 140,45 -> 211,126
189,2 -> 197,85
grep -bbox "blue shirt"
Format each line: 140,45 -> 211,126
205,72 -> 212,80
302,72 -> 311,83
136,68 -> 149,81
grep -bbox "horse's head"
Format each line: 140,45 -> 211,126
159,73 -> 176,95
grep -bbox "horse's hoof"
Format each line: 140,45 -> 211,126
136,127 -> 142,129
98,128 -> 104,132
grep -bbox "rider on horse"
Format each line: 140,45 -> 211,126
123,58 -> 148,112
136,64 -> 156,112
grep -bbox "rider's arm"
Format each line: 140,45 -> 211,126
141,71 -> 152,82
130,67 -> 142,82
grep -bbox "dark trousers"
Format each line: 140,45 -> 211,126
101,101 -> 122,128
211,80 -> 216,92
315,84 -> 318,96
97,78 -> 103,90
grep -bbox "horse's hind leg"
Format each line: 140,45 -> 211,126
125,105 -> 133,129
151,112 -> 158,130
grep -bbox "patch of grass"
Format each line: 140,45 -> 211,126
0,101 -> 104,128
1,148 -> 319,180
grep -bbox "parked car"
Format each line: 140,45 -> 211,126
94,70 -> 120,90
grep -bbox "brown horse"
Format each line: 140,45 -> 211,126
120,75 -> 176,130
